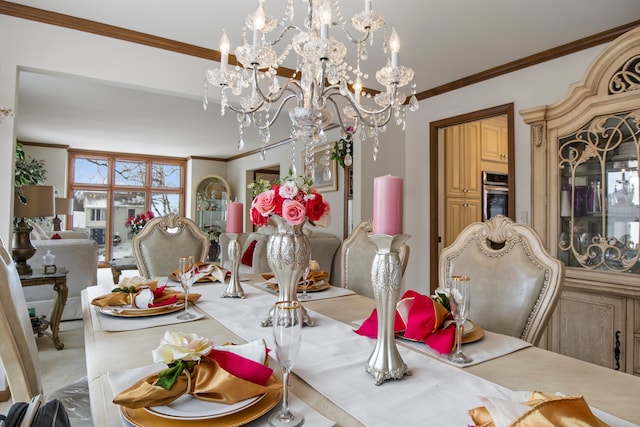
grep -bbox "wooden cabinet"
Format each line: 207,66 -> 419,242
444,197 -> 481,247
481,116 -> 508,163
549,277 -> 627,371
480,116 -> 509,174
444,122 -> 481,246
521,27 -> 640,375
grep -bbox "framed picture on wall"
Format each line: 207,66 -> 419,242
303,144 -> 338,192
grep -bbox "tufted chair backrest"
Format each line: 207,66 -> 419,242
439,215 -> 565,345
132,214 -> 209,278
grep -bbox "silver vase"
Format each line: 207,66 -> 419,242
222,233 -> 245,298
366,234 -> 412,385
260,215 -> 314,327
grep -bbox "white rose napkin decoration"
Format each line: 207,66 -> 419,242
113,331 -> 280,409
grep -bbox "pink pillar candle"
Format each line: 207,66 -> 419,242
226,202 -> 244,233
372,175 -> 403,235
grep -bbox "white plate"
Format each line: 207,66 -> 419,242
144,393 -> 265,420
463,320 -> 476,334
99,303 -> 184,317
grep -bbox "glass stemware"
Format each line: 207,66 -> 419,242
299,258 -> 318,301
298,263 -> 311,301
447,275 -> 473,364
176,256 -> 197,320
269,301 -> 304,427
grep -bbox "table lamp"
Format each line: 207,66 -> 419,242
53,197 -> 74,231
13,185 -> 55,275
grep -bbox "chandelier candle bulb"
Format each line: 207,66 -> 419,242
227,202 -> 244,233
320,3 -> 331,40
252,3 -> 265,48
373,175 -> 403,235
219,31 -> 230,71
390,28 -> 400,69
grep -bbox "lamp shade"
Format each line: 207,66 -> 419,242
55,197 -> 74,215
14,185 -> 55,218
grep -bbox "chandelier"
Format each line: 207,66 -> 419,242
204,0 -> 418,180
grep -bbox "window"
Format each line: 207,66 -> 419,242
68,151 -> 186,264
90,208 -> 106,221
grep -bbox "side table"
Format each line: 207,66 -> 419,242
20,267 -> 68,350
109,256 -> 137,284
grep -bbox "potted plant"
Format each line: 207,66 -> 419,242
15,142 -> 47,202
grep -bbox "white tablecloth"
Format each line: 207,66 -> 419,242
89,280 -> 636,426
189,281 -> 637,427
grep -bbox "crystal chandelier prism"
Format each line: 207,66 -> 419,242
204,0 -> 418,180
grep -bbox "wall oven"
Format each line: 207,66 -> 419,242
482,171 -> 509,221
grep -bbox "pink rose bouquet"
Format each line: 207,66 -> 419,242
250,175 -> 331,227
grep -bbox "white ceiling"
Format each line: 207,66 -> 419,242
8,0 -> 640,158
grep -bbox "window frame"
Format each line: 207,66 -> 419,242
67,150 -> 186,265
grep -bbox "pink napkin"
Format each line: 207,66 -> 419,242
148,294 -> 177,308
355,290 -> 456,354
207,349 -> 273,386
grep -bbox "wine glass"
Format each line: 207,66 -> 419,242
299,259 -> 319,301
298,257 -> 312,301
269,301 -> 304,427
448,275 -> 473,364
176,256 -> 197,320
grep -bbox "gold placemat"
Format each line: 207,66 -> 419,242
120,376 -> 282,426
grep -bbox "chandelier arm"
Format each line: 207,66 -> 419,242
323,84 -> 393,117
325,90 -> 393,129
226,101 -> 265,116
255,75 -> 304,107
269,25 -> 303,47
335,22 -> 372,45
324,97 -> 352,134
252,66 -> 308,109
254,94 -> 299,131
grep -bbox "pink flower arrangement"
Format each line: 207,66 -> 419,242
250,175 -> 331,227
126,210 -> 155,234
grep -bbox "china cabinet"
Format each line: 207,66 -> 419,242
521,27 -> 640,375
195,175 -> 232,262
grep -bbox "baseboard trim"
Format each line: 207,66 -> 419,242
0,386 -> 11,402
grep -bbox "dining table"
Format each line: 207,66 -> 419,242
82,274 -> 640,426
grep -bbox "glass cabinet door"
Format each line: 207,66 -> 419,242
196,175 -> 232,262
558,111 -> 639,272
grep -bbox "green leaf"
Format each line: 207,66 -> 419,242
111,286 -> 137,294
154,360 -> 195,390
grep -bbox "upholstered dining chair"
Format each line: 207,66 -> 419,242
438,215 -> 565,345
132,214 -> 209,278
0,238 -> 91,425
340,219 -> 410,298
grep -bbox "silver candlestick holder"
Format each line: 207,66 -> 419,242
366,233 -> 411,385
222,233 -> 245,298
